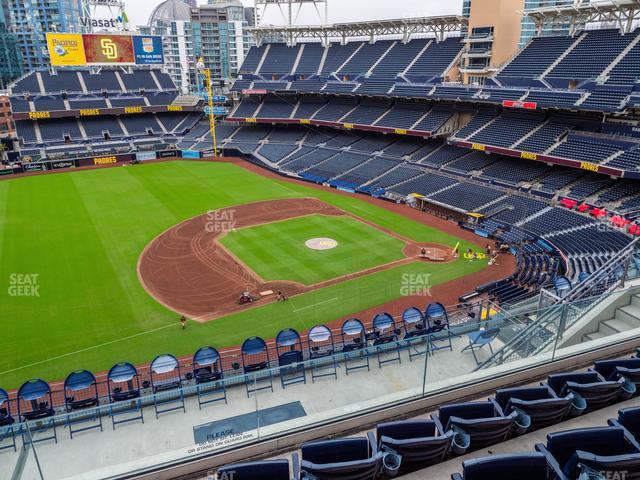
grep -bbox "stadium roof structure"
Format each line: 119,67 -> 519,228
524,0 -> 640,35
250,15 -> 468,46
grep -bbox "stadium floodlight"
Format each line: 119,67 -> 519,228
253,0 -> 328,27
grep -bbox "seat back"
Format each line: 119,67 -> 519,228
439,402 -> 497,428
448,414 -> 516,449
569,450 -> 640,479
506,396 -> 572,430
618,406 -> 640,441
564,379 -> 623,409
301,438 -> 370,464
594,358 -> 640,381
460,453 -> 549,480
494,386 -> 554,410
546,372 -> 602,396
546,427 -> 633,471
300,453 -> 383,480
377,420 -> 451,468
217,460 -> 290,480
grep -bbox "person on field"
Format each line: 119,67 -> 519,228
180,316 -> 187,330
277,291 -> 288,302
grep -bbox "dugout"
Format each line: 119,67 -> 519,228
408,193 -> 468,222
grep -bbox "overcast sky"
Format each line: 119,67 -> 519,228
127,0 -> 463,28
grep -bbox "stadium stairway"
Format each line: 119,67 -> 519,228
581,292 -> 640,343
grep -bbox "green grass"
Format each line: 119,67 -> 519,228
0,161 -> 483,388
220,214 -> 406,285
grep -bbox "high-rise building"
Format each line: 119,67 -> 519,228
0,0 -> 22,88
143,0 -> 195,93
192,1 -> 253,84
520,0 -> 577,46
7,0 -> 87,72
140,0 -> 253,93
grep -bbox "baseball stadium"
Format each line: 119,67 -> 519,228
3,0 -> 640,479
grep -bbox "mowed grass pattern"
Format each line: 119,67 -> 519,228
0,161 -> 483,388
220,214 -> 406,285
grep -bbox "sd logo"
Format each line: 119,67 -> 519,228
100,39 -> 118,59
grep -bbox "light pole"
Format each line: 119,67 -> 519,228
197,59 -> 219,158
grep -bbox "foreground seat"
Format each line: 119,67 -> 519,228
451,452 -> 551,480
218,459 -> 291,480
545,371 -> 627,413
376,419 -> 453,473
593,358 -> 640,395
609,406 -> 640,444
434,401 -> 519,454
536,426 -> 640,480
293,433 -> 383,479
492,385 -> 574,431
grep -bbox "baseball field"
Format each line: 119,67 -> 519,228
0,160 -> 489,388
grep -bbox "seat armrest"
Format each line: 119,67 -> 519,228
291,452 -> 300,480
622,425 -> 640,452
367,431 -> 378,454
489,397 -> 505,416
432,414 -> 446,434
535,443 -> 567,480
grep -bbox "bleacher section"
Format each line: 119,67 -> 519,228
223,124 -> 634,282
10,68 -> 192,159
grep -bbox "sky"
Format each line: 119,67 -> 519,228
126,0 -> 464,28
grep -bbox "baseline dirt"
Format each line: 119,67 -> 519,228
138,197 -> 451,321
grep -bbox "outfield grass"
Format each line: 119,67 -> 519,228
0,161 -> 483,388
220,214 -> 406,284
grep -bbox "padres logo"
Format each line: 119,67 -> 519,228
101,39 -> 118,59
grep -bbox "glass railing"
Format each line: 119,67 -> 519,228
4,284 -> 640,479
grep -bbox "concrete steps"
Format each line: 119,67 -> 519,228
582,294 -> 640,342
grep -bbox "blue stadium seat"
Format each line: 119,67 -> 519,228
434,401 -> 518,453
536,426 -> 640,480
377,419 -> 453,472
292,434 -> 383,479
451,452 -> 550,480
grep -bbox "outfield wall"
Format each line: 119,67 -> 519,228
0,149 -> 206,178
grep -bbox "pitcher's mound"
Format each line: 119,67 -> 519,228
305,238 -> 338,250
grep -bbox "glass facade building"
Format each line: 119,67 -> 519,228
7,0 -> 87,72
0,0 -> 22,88
520,0 -> 577,46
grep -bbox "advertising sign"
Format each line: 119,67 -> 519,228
47,33 -> 87,66
83,34 -> 135,64
47,33 -> 163,66
50,160 -> 76,170
502,100 -> 537,110
181,150 -> 201,159
132,36 -> 164,65
135,151 -> 157,161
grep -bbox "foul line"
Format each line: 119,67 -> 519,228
293,297 -> 338,313
0,323 -> 176,376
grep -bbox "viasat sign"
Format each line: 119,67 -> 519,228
46,33 -> 164,66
